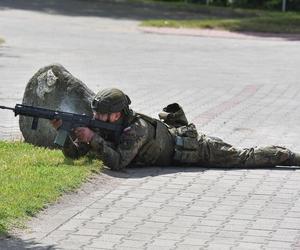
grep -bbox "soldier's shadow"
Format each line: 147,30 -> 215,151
102,165 -> 300,179
0,235 -> 54,250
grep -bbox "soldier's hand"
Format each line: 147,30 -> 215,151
74,127 -> 95,143
50,119 -> 62,130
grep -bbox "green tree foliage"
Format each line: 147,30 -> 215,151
162,0 -> 300,11
231,0 -> 300,11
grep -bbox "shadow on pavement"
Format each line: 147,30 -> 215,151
0,0 -> 209,20
103,165 -> 300,179
0,235 -> 55,250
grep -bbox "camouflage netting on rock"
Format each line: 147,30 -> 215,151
19,64 -> 95,147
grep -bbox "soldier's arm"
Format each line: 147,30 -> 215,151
50,119 -> 90,159
89,119 -> 148,170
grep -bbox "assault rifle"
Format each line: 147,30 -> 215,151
0,104 -> 123,147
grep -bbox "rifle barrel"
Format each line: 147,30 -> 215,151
0,105 -> 15,111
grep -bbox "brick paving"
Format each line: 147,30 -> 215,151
1,0 -> 300,249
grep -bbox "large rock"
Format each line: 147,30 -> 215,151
19,64 -> 95,147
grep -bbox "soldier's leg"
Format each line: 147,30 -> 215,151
198,133 -> 298,167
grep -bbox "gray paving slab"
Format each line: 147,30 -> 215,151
1,0 -> 300,250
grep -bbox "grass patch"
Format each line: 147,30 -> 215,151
142,13 -> 300,34
137,0 -> 300,34
130,0 -> 260,18
0,141 -> 102,235
0,38 -> 4,45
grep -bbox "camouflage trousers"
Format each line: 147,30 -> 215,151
197,133 -> 295,168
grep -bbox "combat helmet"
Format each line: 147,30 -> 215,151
91,88 -> 131,115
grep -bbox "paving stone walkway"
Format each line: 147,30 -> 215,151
1,0 -> 300,249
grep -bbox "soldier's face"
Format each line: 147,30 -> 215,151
94,112 -> 122,123
94,112 -> 108,122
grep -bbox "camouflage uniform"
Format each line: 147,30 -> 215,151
62,106 -> 297,171
63,113 -> 174,170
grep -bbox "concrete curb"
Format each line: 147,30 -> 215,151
140,26 -> 300,41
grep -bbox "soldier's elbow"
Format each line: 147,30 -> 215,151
62,149 -> 81,159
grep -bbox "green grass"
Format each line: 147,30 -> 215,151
142,13 -> 300,34
0,141 -> 102,235
142,14 -> 300,34
0,38 -> 4,45
137,0 -> 300,34
130,0 -> 260,17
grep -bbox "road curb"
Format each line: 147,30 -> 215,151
140,26 -> 300,41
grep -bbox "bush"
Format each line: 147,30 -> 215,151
153,0 -> 300,11
289,0 -> 300,10
224,0 -> 300,11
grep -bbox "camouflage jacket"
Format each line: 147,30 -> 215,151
62,115 -> 174,170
